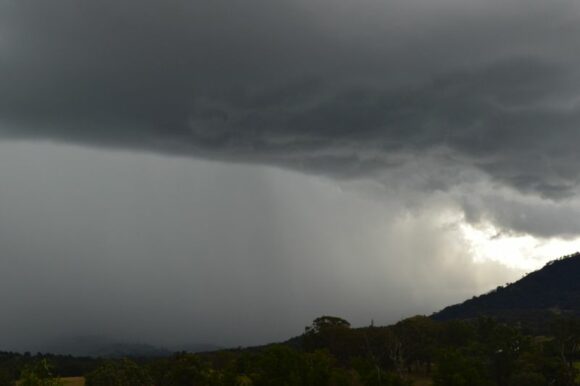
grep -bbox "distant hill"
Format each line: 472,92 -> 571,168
432,252 -> 580,329
173,343 -> 223,354
44,336 -> 221,358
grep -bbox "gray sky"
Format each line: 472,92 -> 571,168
1,0 -> 580,351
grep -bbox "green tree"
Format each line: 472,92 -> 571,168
351,357 -> 411,386
305,316 -> 351,335
85,359 -> 153,386
253,345 -> 305,386
552,317 -> 580,370
392,316 -> 439,373
19,359 -> 64,386
433,350 -> 492,386
157,354 -> 220,386
303,316 -> 358,361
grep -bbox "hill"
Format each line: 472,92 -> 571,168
43,336 -> 220,358
432,252 -> 580,329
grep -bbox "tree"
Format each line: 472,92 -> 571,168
392,316 -> 439,373
253,345 -> 305,386
85,359 -> 153,386
351,357 -> 411,386
305,316 -> 351,335
433,350 -> 492,386
19,359 -> 64,386
551,317 -> 580,370
156,354 -> 220,386
303,316 -> 357,360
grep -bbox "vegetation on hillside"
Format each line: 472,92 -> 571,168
2,314 -> 578,385
433,253 -> 580,328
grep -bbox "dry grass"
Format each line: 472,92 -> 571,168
60,377 -> 85,386
406,373 -> 434,386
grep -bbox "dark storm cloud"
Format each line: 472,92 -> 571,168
1,1 -> 580,205
456,187 -> 580,239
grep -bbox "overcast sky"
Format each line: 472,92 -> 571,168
1,0 -> 580,352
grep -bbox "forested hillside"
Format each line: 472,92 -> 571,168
433,253 -> 580,329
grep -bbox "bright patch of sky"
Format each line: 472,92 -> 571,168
460,221 -> 580,271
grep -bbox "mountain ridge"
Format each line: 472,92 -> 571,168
432,252 -> 580,328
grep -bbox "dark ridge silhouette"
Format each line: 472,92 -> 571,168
432,252 -> 580,329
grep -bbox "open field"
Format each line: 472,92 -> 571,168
60,378 -> 85,386
406,373 -> 433,386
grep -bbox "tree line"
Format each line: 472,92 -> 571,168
1,314 -> 578,385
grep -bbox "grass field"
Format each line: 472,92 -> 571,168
406,373 -> 433,386
60,377 -> 85,386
